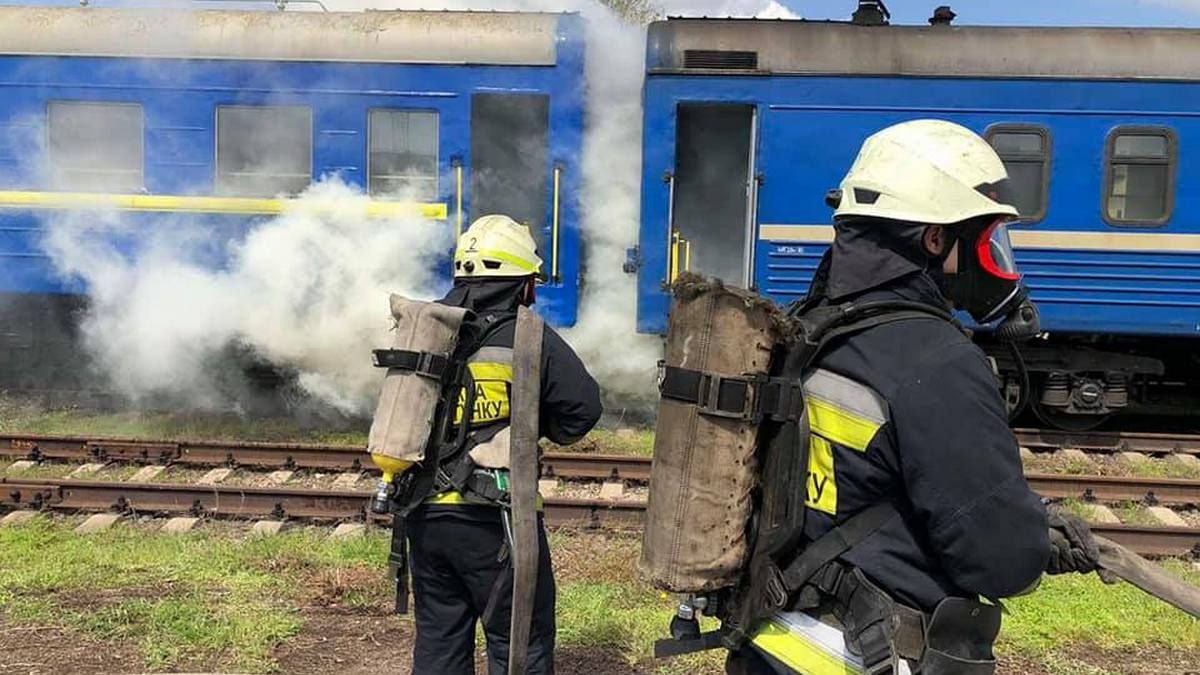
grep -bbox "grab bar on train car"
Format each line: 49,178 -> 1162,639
669,231 -> 691,283
664,170 -> 676,285
453,157 -> 464,238
551,163 -> 562,283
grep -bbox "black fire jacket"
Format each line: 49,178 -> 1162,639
797,269 -> 1049,610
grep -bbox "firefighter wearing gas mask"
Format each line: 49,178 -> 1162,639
722,120 -> 1102,675
384,214 -> 602,675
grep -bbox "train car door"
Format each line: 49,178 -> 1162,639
667,103 -> 758,287
469,92 -> 550,261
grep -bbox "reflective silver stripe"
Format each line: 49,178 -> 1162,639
802,368 -> 889,427
470,346 -> 514,365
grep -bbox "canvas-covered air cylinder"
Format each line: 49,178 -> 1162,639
640,275 -> 786,593
368,295 -> 470,466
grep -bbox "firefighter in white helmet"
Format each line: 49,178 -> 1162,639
403,214 -> 601,674
711,120 -> 1101,674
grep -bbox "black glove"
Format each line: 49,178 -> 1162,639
1045,509 -> 1100,575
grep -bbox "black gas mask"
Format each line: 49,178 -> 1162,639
940,218 -> 1041,341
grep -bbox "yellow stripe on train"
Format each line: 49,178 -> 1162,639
759,223 -> 1200,252
0,190 -> 448,220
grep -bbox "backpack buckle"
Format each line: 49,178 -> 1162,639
697,373 -> 754,421
765,564 -> 789,609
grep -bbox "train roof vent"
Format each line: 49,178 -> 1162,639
683,49 -> 759,70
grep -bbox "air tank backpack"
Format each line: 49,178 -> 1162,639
643,274 -> 1003,675
366,294 -> 512,613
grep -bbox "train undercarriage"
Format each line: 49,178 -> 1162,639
984,334 -> 1200,430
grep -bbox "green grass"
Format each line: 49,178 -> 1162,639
2,514 -> 1198,673
0,517 -> 383,672
999,562 -> 1200,661
1111,502 -> 1164,527
1121,457 -> 1200,480
0,396 -> 368,445
556,581 -> 724,674
553,428 -> 656,456
0,395 -> 664,453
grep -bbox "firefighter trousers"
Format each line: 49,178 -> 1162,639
408,508 -> 556,675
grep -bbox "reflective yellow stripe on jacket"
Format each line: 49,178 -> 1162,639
454,346 -> 515,425
802,368 -> 889,516
747,611 -> 895,675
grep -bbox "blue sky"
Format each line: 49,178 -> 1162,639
791,0 -> 1200,27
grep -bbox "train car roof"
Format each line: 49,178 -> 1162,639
0,6 -> 572,65
648,17 -> 1200,81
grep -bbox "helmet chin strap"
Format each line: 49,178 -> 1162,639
522,277 -> 537,306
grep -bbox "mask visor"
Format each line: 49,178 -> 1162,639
976,220 -> 1020,282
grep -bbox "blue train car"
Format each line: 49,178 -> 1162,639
637,16 -> 1200,424
0,6 -> 584,387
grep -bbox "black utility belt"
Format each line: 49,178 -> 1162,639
806,561 -> 1002,675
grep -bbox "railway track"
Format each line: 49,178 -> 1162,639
2,431 -> 1198,557
2,432 -> 1198,505
1,476 -> 1195,558
4,429 -> 1199,476
1013,428 -> 1200,456
0,477 -> 645,529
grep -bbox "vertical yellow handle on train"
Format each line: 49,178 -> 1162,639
454,161 -> 464,238
670,231 -> 691,283
551,164 -> 562,282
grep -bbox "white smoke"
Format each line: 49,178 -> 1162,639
39,0 -> 791,412
41,180 -> 451,413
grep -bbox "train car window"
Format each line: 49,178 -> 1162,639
985,125 -> 1050,222
368,109 -> 438,200
1104,127 -> 1175,226
470,94 -> 549,256
216,106 -> 312,197
47,102 -> 144,192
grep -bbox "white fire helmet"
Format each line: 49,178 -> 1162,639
831,119 -> 1020,225
453,214 -> 543,279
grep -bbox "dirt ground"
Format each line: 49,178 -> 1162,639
3,608 -> 1198,674
0,611 -> 653,675
0,624 -> 141,675
272,604 -> 651,675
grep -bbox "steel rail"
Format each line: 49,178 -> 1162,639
7,429 -> 1200,471
1,477 -> 1195,558
0,433 -> 367,470
0,433 -> 655,480
0,477 -> 645,529
1014,428 -> 1200,456
1026,473 -> 1200,506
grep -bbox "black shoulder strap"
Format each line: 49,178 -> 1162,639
793,300 -> 959,371
775,502 -> 899,595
